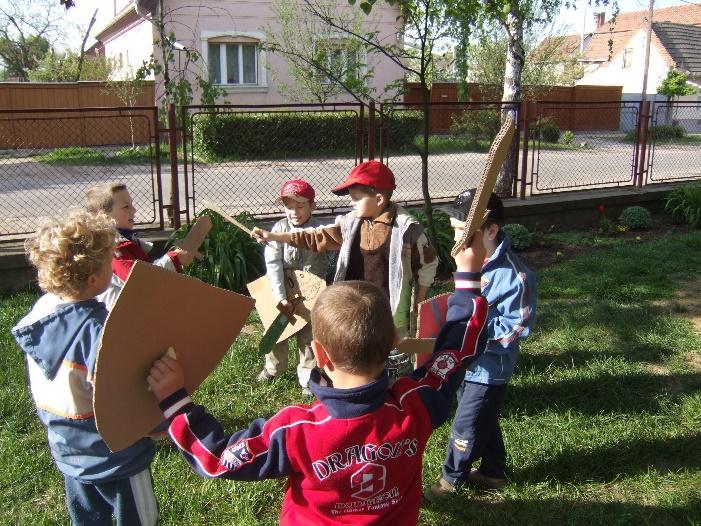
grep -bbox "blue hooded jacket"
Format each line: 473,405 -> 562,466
12,294 -> 154,482
464,232 -> 537,385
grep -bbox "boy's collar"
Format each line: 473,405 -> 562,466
308,368 -> 389,418
369,202 -> 396,224
117,227 -> 135,241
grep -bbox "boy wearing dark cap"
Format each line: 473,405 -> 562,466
256,179 -> 329,395
424,190 -> 537,500
252,161 -> 438,375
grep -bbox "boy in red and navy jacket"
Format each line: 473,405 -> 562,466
147,233 -> 489,525
86,182 -> 194,309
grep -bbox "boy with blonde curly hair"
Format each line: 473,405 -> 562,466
12,210 -> 158,526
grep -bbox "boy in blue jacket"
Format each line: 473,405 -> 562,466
12,210 -> 158,525
146,233 -> 488,525
425,190 -> 537,500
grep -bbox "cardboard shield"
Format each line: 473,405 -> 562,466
173,215 -> 212,258
451,116 -> 516,256
247,269 -> 326,343
93,261 -> 254,452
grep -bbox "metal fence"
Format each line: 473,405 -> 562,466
1,99 -> 700,241
0,107 -> 163,238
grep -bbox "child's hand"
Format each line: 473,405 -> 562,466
454,231 -> 486,273
173,248 -> 195,267
251,227 -> 271,244
147,352 -> 185,402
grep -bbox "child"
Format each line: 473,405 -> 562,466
424,190 -> 537,500
252,160 -> 438,373
85,182 -> 194,308
11,210 -> 158,525
257,179 -> 329,395
146,231 -> 489,525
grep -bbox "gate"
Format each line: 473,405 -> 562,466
528,101 -> 641,194
0,106 -> 164,238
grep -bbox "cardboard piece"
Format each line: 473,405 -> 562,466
409,292 -> 452,367
397,337 -> 436,356
93,261 -> 254,452
247,269 -> 326,343
451,116 -> 516,256
173,215 -> 212,258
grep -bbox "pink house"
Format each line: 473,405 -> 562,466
94,0 -> 405,105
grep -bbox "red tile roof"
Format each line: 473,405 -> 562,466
583,3 -> 701,61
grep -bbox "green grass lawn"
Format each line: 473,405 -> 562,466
2,231 -> 701,525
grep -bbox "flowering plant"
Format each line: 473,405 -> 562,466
597,204 -> 615,234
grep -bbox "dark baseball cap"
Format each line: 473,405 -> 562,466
443,188 -> 505,225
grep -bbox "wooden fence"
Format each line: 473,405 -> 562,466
403,83 -> 624,133
0,81 -> 156,149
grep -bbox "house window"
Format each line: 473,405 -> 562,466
622,48 -> 633,69
318,39 -> 365,84
208,42 -> 258,85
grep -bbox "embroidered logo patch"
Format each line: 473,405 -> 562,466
221,440 -> 253,470
429,352 -> 458,379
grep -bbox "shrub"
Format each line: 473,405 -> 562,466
168,209 -> 264,292
561,130 -> 575,145
449,109 -> 502,140
408,207 -> 456,279
665,184 -> 701,228
623,124 -> 686,142
539,120 -> 561,143
502,223 -> 533,250
380,110 -> 423,151
618,206 -> 652,230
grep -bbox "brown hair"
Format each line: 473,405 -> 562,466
26,209 -> 116,297
349,183 -> 393,203
85,182 -> 128,214
311,281 -> 394,374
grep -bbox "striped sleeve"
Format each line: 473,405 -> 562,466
159,389 -> 293,481
404,272 -> 489,429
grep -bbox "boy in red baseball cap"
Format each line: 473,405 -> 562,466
253,161 -> 438,377
256,179 -> 329,395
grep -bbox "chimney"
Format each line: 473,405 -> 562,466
595,12 -> 606,29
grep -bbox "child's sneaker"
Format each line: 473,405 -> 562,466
256,369 -> 274,383
301,386 -> 313,396
468,469 -> 507,489
423,477 -> 455,502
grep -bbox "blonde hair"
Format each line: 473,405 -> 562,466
85,182 -> 127,214
26,209 -> 116,297
311,281 -> 393,374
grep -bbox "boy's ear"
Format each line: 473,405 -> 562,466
311,340 -> 332,370
309,200 -> 317,211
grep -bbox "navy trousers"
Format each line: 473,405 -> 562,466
63,467 -> 158,526
442,381 -> 508,484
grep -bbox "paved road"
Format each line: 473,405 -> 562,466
2,142 -> 700,237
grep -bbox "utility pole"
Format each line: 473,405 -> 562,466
641,0 -> 655,101
635,0 -> 655,188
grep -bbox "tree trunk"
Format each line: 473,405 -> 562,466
496,10 -> 525,197
420,84 -> 437,249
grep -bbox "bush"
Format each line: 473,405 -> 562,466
665,184 -> 701,228
618,206 -> 652,230
539,119 -> 560,143
408,207 -> 456,279
380,110 -> 423,151
561,130 -> 575,145
449,109 -> 502,140
502,223 -> 533,250
623,124 -> 686,142
168,210 -> 264,292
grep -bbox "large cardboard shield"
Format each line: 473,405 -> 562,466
247,269 -> 326,343
93,261 -> 254,452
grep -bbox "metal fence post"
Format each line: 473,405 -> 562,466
167,103 -> 181,228
635,100 -> 651,187
519,100 -> 531,200
368,101 -> 376,161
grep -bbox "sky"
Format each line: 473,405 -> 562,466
42,0 -> 701,49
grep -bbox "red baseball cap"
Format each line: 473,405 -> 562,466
331,160 -> 396,196
279,179 -> 315,202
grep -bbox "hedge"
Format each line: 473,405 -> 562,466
192,110 -> 423,161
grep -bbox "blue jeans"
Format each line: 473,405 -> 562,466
442,381 -> 508,484
63,467 -> 158,525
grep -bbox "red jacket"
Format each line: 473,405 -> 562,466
159,272 -> 488,525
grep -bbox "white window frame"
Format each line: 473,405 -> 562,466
200,30 -> 268,91
314,35 -> 368,85
622,47 -> 634,70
